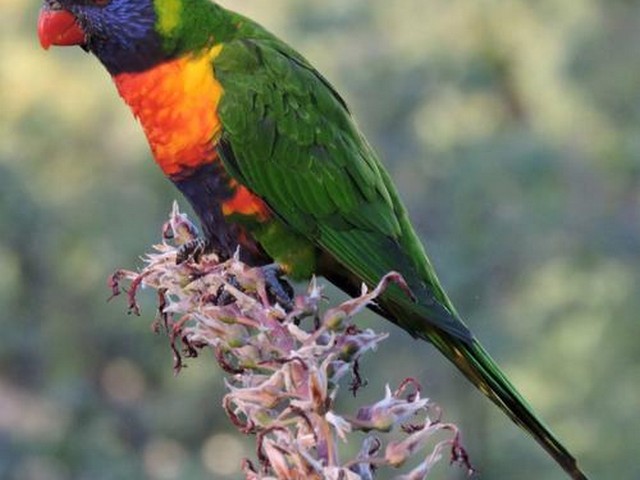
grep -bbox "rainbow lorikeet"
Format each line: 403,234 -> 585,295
38,1 -> 588,478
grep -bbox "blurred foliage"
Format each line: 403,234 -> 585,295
1,0 -> 638,479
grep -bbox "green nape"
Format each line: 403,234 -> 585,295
152,0 -> 275,57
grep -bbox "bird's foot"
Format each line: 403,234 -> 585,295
176,237 -> 210,264
259,264 -> 294,311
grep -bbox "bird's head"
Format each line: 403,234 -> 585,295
37,0 -> 186,74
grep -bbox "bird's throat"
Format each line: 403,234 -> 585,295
112,44 -> 271,224
112,46 -> 224,177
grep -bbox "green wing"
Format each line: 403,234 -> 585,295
213,38 -> 587,479
214,38 -> 470,342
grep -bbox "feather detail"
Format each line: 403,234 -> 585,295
112,45 -> 224,176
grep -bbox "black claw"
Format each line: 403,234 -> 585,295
214,275 -> 241,306
176,238 -> 209,264
261,264 -> 294,310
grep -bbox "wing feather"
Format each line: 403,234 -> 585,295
215,38 -> 471,341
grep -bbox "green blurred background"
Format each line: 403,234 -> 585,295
1,0 -> 639,478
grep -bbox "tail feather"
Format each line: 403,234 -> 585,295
318,224 -> 589,478
427,331 -> 588,480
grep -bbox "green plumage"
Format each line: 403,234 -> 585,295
199,7 -> 589,479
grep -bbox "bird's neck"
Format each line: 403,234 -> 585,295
112,45 -> 225,177
92,0 -> 237,75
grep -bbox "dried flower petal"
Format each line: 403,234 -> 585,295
112,204 -> 470,480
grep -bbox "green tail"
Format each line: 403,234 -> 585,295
395,300 -> 589,480
316,223 -> 589,479
370,171 -> 589,479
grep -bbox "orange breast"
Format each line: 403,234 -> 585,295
113,47 -> 224,177
113,47 -> 270,222
222,181 -> 270,220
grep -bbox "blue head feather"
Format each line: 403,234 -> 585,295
64,0 -> 167,74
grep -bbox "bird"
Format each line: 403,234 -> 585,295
38,1 -> 588,478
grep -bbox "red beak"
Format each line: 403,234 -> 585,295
38,7 -> 86,50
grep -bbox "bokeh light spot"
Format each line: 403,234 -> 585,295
201,432 -> 245,476
100,357 -> 146,404
143,438 -> 187,480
